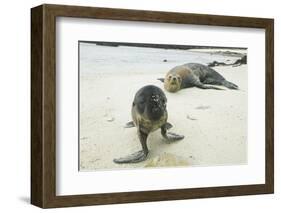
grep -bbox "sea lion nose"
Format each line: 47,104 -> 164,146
172,77 -> 177,81
151,95 -> 159,101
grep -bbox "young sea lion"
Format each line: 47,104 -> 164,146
158,63 -> 238,92
113,85 -> 184,164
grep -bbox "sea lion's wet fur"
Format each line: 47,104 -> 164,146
163,63 -> 238,92
114,85 -> 184,164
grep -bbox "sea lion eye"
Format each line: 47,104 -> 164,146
168,75 -> 172,79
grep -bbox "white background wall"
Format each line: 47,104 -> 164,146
0,0 -> 279,212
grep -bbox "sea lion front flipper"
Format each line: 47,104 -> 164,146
203,77 -> 238,90
113,130 -> 149,164
124,121 -> 135,128
163,122 -> 173,130
165,132 -> 185,142
194,81 -> 224,90
161,125 -> 184,143
113,150 -> 147,164
157,78 -> 165,82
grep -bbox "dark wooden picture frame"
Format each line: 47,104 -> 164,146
31,4 -> 274,208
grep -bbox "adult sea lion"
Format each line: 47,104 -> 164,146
113,85 -> 184,164
158,63 -> 238,92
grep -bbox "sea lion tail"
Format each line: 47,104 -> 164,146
157,78 -> 165,82
222,80 -> 239,90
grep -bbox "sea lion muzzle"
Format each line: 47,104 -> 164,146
148,94 -> 166,120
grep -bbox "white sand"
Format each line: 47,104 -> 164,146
79,65 -> 247,171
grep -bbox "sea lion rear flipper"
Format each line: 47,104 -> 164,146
124,121 -> 135,128
222,80 -> 239,90
157,78 -> 165,83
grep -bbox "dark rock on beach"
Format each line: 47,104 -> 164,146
208,55 -> 247,67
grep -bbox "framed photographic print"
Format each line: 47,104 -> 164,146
31,4 -> 274,208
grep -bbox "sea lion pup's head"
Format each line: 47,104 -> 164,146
134,85 -> 167,121
164,73 -> 182,93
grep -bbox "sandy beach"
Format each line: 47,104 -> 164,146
79,44 -> 247,171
